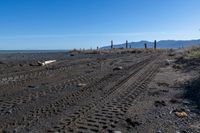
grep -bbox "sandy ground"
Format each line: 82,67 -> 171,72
0,49 -> 199,133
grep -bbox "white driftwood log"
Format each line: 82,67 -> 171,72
38,60 -> 56,66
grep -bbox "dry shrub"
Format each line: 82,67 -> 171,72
68,48 -> 165,55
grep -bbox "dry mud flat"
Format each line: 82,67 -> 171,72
0,50 -> 199,133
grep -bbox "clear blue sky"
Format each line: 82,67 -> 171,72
0,0 -> 200,50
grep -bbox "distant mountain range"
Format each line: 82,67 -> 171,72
101,39 -> 200,49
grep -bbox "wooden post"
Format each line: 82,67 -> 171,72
154,40 -> 157,50
144,43 -> 147,49
126,40 -> 128,49
111,40 -> 113,49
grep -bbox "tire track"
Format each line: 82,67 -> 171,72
49,55 -> 162,133
0,54 -> 158,132
25,55 -> 159,132
0,54 -> 149,111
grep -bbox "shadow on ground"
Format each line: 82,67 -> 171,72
175,56 -> 200,72
182,76 -> 200,110
174,56 -> 200,112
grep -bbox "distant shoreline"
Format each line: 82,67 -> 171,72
0,50 -> 68,54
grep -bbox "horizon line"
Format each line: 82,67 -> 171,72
0,32 -> 199,39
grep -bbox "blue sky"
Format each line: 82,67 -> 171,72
0,0 -> 200,50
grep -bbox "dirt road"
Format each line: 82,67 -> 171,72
0,52 -> 165,132
0,51 -> 164,132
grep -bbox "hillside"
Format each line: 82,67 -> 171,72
101,39 -> 200,49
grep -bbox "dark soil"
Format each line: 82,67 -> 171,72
0,49 -> 199,133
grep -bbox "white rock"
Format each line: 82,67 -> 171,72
166,59 -> 174,65
113,66 -> 123,70
114,131 -> 122,133
77,83 -> 87,87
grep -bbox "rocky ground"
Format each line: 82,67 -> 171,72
0,49 -> 199,133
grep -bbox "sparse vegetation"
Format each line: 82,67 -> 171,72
68,48 -> 165,56
191,50 -> 200,58
184,46 -> 200,58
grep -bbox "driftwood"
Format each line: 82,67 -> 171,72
38,60 -> 56,66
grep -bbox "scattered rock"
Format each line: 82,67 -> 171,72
19,64 -> 24,67
157,82 -> 169,87
154,100 -> 166,107
125,118 -> 141,127
165,59 -> 174,65
6,109 -> 12,114
173,64 -> 182,69
168,53 -> 175,56
28,85 -> 35,88
113,66 -> 123,71
148,89 -> 169,96
175,111 -> 188,118
156,129 -> 162,133
180,131 -> 187,133
87,63 -> 92,66
27,85 -> 38,90
169,98 -> 181,104
170,108 -> 186,114
182,100 -> 190,105
77,83 -> 87,87
165,60 -> 170,65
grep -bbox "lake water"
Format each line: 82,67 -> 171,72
0,50 -> 68,54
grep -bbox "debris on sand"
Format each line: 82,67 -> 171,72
175,111 -> 188,118
154,100 -> 166,107
77,83 -> 87,87
113,66 -> 123,71
38,60 -> 56,66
